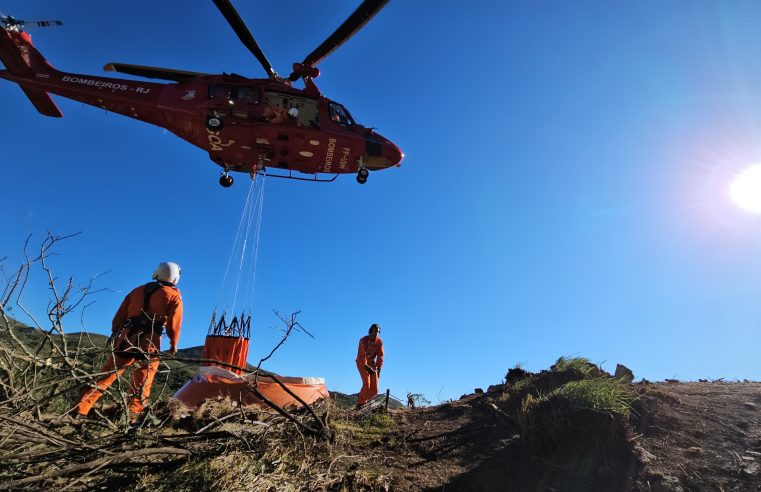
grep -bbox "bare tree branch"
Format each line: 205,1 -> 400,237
0,234 -> 340,489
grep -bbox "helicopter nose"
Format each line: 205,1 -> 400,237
388,142 -> 404,166
363,131 -> 403,169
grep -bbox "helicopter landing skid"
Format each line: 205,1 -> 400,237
256,170 -> 339,183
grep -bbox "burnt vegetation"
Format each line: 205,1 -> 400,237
2,235 -> 761,491
0,234 -> 339,490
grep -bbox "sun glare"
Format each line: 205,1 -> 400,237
730,164 -> 761,215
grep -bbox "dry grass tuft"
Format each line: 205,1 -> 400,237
194,396 -> 239,421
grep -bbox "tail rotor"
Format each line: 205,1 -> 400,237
0,13 -> 62,32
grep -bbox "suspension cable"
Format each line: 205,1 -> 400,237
220,180 -> 256,289
217,175 -> 267,317
244,175 -> 266,309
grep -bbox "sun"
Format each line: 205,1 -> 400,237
730,164 -> 761,215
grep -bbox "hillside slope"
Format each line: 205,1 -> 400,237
376,380 -> 761,491
1,319 -> 759,491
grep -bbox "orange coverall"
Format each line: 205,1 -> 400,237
77,282 -> 183,417
356,335 -> 384,405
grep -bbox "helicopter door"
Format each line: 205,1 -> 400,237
205,84 -> 258,169
263,92 -> 319,128
204,86 -> 253,170
207,123 -> 256,173
259,93 -> 327,172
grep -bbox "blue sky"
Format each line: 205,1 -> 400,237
3,0 -> 761,402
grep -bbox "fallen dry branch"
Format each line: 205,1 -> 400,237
246,385 -> 323,437
0,236 -> 358,490
1,446 -> 192,489
0,413 -> 89,449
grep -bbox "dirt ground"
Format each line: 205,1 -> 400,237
632,382 -> 761,492
341,381 -> 761,491
4,351 -> 761,491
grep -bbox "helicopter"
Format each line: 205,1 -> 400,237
0,1 -> 403,187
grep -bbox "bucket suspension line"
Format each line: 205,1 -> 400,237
218,174 -> 267,316
243,176 -> 266,309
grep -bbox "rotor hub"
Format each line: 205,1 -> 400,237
291,63 -> 320,80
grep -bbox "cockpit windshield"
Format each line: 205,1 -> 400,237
329,102 -> 355,126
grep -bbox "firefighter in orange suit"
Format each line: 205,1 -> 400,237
76,262 -> 183,421
356,323 -> 384,407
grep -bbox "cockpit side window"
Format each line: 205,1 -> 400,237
329,102 -> 354,126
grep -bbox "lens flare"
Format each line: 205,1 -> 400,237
730,164 -> 761,215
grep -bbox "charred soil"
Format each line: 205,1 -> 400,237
2,352 -> 761,491
372,380 -> 761,491
326,361 -> 761,491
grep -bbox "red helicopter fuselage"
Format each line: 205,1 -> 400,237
0,29 -> 403,181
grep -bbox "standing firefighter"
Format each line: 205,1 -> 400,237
75,262 -> 183,422
355,323 -> 384,407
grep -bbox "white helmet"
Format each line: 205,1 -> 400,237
153,262 -> 181,285
288,107 -> 299,118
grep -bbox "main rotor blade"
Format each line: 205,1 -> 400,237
104,63 -> 205,82
212,0 -> 277,78
293,0 -> 389,79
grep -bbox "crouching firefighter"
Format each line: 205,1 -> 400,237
75,262 -> 183,421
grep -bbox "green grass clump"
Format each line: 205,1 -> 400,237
555,378 -> 634,418
508,377 -> 533,395
334,411 -> 396,445
362,411 -> 395,431
553,356 -> 594,376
